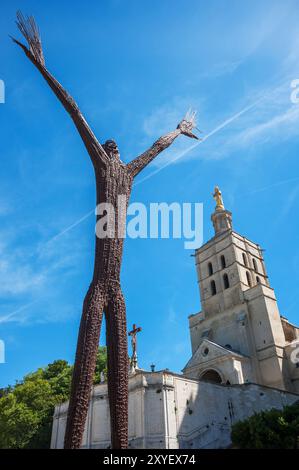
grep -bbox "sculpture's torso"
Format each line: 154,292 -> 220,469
93,158 -> 133,284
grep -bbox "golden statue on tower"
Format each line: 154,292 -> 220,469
213,186 -> 225,211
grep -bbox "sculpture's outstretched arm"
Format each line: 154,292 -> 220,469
11,11 -> 108,167
127,112 -> 200,178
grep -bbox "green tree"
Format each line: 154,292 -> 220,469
0,347 -> 107,449
0,393 -> 39,448
231,401 -> 299,449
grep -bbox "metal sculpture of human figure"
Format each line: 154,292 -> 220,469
12,12 -> 200,449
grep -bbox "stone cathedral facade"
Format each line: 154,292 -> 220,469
51,189 -> 299,449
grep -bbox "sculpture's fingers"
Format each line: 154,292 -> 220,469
182,131 -> 200,140
9,35 -> 28,53
15,11 -> 45,66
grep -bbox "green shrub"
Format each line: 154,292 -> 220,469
231,401 -> 299,449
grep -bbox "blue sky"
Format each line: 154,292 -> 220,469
0,0 -> 299,387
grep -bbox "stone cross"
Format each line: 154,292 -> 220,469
128,324 -> 142,368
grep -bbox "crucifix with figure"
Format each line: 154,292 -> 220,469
12,11 -> 201,449
128,323 -> 142,369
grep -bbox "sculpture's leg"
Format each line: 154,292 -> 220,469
64,282 -> 106,449
105,285 -> 129,449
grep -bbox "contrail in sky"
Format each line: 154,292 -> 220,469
45,209 -> 95,245
135,96 -> 265,186
247,176 -> 299,195
0,301 -> 39,324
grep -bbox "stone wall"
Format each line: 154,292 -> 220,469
51,371 -> 299,449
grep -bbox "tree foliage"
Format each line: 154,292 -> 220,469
231,401 -> 299,449
0,347 -> 107,449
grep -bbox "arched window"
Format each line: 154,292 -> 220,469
256,276 -> 261,284
246,271 -> 252,287
200,369 -> 222,384
220,255 -> 226,269
252,258 -> 258,272
208,262 -> 213,276
223,273 -> 229,289
242,252 -> 248,266
210,280 -> 217,296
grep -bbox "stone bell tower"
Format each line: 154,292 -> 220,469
183,187 -> 299,392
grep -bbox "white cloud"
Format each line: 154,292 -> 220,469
0,224 -> 84,325
198,60 -> 244,80
0,237 -> 45,296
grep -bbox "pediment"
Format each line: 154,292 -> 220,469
182,339 -> 247,372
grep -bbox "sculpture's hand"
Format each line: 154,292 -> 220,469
11,11 -> 45,67
177,110 -> 201,140
127,109 -> 203,177
11,10 -> 108,168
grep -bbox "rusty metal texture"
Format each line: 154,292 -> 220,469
12,11 -> 198,449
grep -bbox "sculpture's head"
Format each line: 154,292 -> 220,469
103,139 -> 120,160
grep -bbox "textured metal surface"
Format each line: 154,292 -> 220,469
12,12 -> 198,449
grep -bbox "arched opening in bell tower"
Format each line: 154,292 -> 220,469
220,255 -> 226,269
223,273 -> 230,289
210,280 -> 217,296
